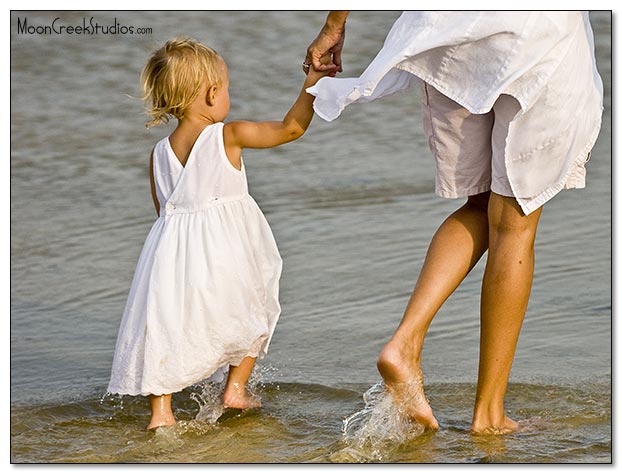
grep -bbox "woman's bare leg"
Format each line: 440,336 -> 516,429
471,192 -> 542,434
377,192 -> 490,429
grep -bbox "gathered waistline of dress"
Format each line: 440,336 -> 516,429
160,194 -> 249,217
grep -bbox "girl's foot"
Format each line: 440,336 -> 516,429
377,338 -> 439,430
147,413 -> 176,430
223,382 -> 262,410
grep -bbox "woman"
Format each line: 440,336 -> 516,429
304,11 -> 603,434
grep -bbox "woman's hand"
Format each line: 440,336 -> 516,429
304,11 -> 349,77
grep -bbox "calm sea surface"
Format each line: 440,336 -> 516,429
10,11 -> 612,464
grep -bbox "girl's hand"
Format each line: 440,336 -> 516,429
304,53 -> 332,86
224,53 -> 329,154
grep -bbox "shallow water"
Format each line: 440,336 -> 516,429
10,377 -> 611,463
10,11 -> 611,463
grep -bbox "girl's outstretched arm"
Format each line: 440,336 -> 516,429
223,66 -> 327,168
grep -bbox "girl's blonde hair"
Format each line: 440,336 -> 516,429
141,37 -> 224,127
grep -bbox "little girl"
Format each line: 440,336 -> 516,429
107,37 -> 327,429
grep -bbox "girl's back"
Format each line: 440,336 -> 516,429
153,122 -> 248,217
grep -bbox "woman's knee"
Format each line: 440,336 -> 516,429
487,193 -> 542,242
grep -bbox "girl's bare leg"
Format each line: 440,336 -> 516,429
223,356 -> 262,409
471,193 -> 542,434
147,394 -> 175,430
377,192 -> 491,429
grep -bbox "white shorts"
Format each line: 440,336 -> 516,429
421,81 -> 520,199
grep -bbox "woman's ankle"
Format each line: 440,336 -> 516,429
471,400 -> 517,434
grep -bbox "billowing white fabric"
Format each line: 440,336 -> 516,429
307,11 -> 604,215
108,122 -> 282,396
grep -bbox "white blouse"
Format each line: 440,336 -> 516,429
307,11 -> 604,214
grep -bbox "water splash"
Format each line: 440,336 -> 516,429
99,392 -> 124,409
189,363 -> 280,424
249,364 -> 280,389
190,381 -> 225,424
98,391 -> 131,423
338,382 -> 425,461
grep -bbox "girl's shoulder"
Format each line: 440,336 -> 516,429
149,137 -> 166,165
153,134 -> 171,153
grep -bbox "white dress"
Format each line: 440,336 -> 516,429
108,122 -> 283,396
307,11 -> 604,215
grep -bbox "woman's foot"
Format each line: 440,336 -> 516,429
471,416 -> 520,435
471,414 -> 519,435
223,382 -> 262,410
377,338 -> 439,430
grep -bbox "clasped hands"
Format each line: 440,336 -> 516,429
302,19 -> 346,77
